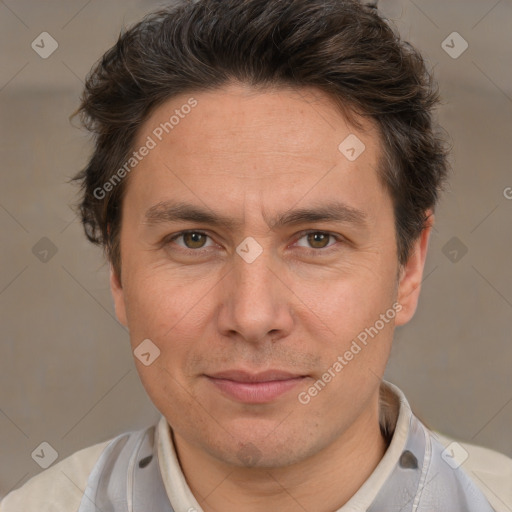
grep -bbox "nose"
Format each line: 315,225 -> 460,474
216,246 -> 295,345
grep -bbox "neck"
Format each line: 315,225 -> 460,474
172,391 -> 390,512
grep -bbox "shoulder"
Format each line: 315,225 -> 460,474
434,431 -> 512,512
0,439 -> 110,512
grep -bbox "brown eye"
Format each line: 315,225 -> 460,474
306,232 -> 331,249
182,232 -> 208,249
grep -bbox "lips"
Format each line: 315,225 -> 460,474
208,369 -> 305,382
205,369 -> 308,403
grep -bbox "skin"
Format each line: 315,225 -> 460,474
110,82 -> 432,512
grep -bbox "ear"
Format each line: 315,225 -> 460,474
394,211 -> 434,326
110,265 -> 128,327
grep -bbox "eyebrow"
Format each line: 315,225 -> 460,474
143,200 -> 368,231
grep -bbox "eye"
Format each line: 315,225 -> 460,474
167,231 -> 214,250
295,231 -> 340,251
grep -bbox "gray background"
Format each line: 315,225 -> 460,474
1,0 -> 511,499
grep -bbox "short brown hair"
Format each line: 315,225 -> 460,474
73,0 -> 450,280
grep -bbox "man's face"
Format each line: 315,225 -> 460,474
111,83 -> 426,468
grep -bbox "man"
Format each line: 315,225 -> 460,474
2,0 -> 511,510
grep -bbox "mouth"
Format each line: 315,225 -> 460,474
204,370 -> 309,404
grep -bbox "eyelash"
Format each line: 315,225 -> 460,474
163,230 -> 344,256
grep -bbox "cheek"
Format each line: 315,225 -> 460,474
289,264 -> 397,394
123,271 -> 209,415
292,263 -> 397,335
122,268 -> 216,400
122,266 -> 210,344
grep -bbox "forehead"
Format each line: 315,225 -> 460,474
137,82 -> 380,158
126,83 -> 386,218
